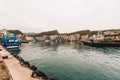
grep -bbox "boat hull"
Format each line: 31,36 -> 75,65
4,43 -> 20,49
82,41 -> 120,47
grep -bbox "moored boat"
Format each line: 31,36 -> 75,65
1,33 -> 21,49
82,39 -> 120,47
82,38 -> 120,47
82,31 -> 120,47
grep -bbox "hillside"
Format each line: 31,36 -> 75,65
8,29 -> 120,37
34,30 -> 59,37
8,30 -> 23,35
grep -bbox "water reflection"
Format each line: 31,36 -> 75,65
10,43 -> 120,80
9,48 -> 21,55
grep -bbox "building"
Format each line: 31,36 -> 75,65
0,29 -> 7,35
81,34 -> 89,41
25,36 -> 34,41
0,29 -> 7,42
104,34 -> 120,41
104,31 -> 120,41
35,36 -> 45,41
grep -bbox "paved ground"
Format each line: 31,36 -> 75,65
0,45 -> 41,80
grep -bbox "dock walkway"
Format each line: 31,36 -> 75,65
0,45 -> 41,80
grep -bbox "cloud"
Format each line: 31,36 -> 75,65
0,0 -> 120,32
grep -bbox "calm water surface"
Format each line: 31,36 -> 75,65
11,43 -> 120,80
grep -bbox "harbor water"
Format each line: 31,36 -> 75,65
11,43 -> 120,80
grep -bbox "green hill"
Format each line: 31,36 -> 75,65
35,30 -> 59,37
8,30 -> 23,35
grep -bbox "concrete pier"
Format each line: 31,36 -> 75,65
0,45 -> 42,80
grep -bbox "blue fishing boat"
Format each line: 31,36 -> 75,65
1,33 -> 21,49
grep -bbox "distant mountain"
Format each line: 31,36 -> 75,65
103,29 -> 120,33
67,30 -> 90,35
7,29 -> 120,37
89,29 -> 120,36
23,33 -> 37,36
8,30 -> 23,35
35,30 -> 59,37
61,29 -> 120,36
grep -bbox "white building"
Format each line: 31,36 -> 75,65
0,29 -> 7,35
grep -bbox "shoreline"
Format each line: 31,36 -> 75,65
0,45 -> 41,80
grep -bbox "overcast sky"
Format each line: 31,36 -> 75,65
0,0 -> 120,33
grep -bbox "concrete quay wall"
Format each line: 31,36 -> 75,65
0,45 -> 41,80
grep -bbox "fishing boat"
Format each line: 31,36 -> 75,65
82,40 -> 120,47
1,33 -> 21,49
82,37 -> 120,47
82,31 -> 120,47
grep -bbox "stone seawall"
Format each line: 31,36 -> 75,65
0,45 -> 41,80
